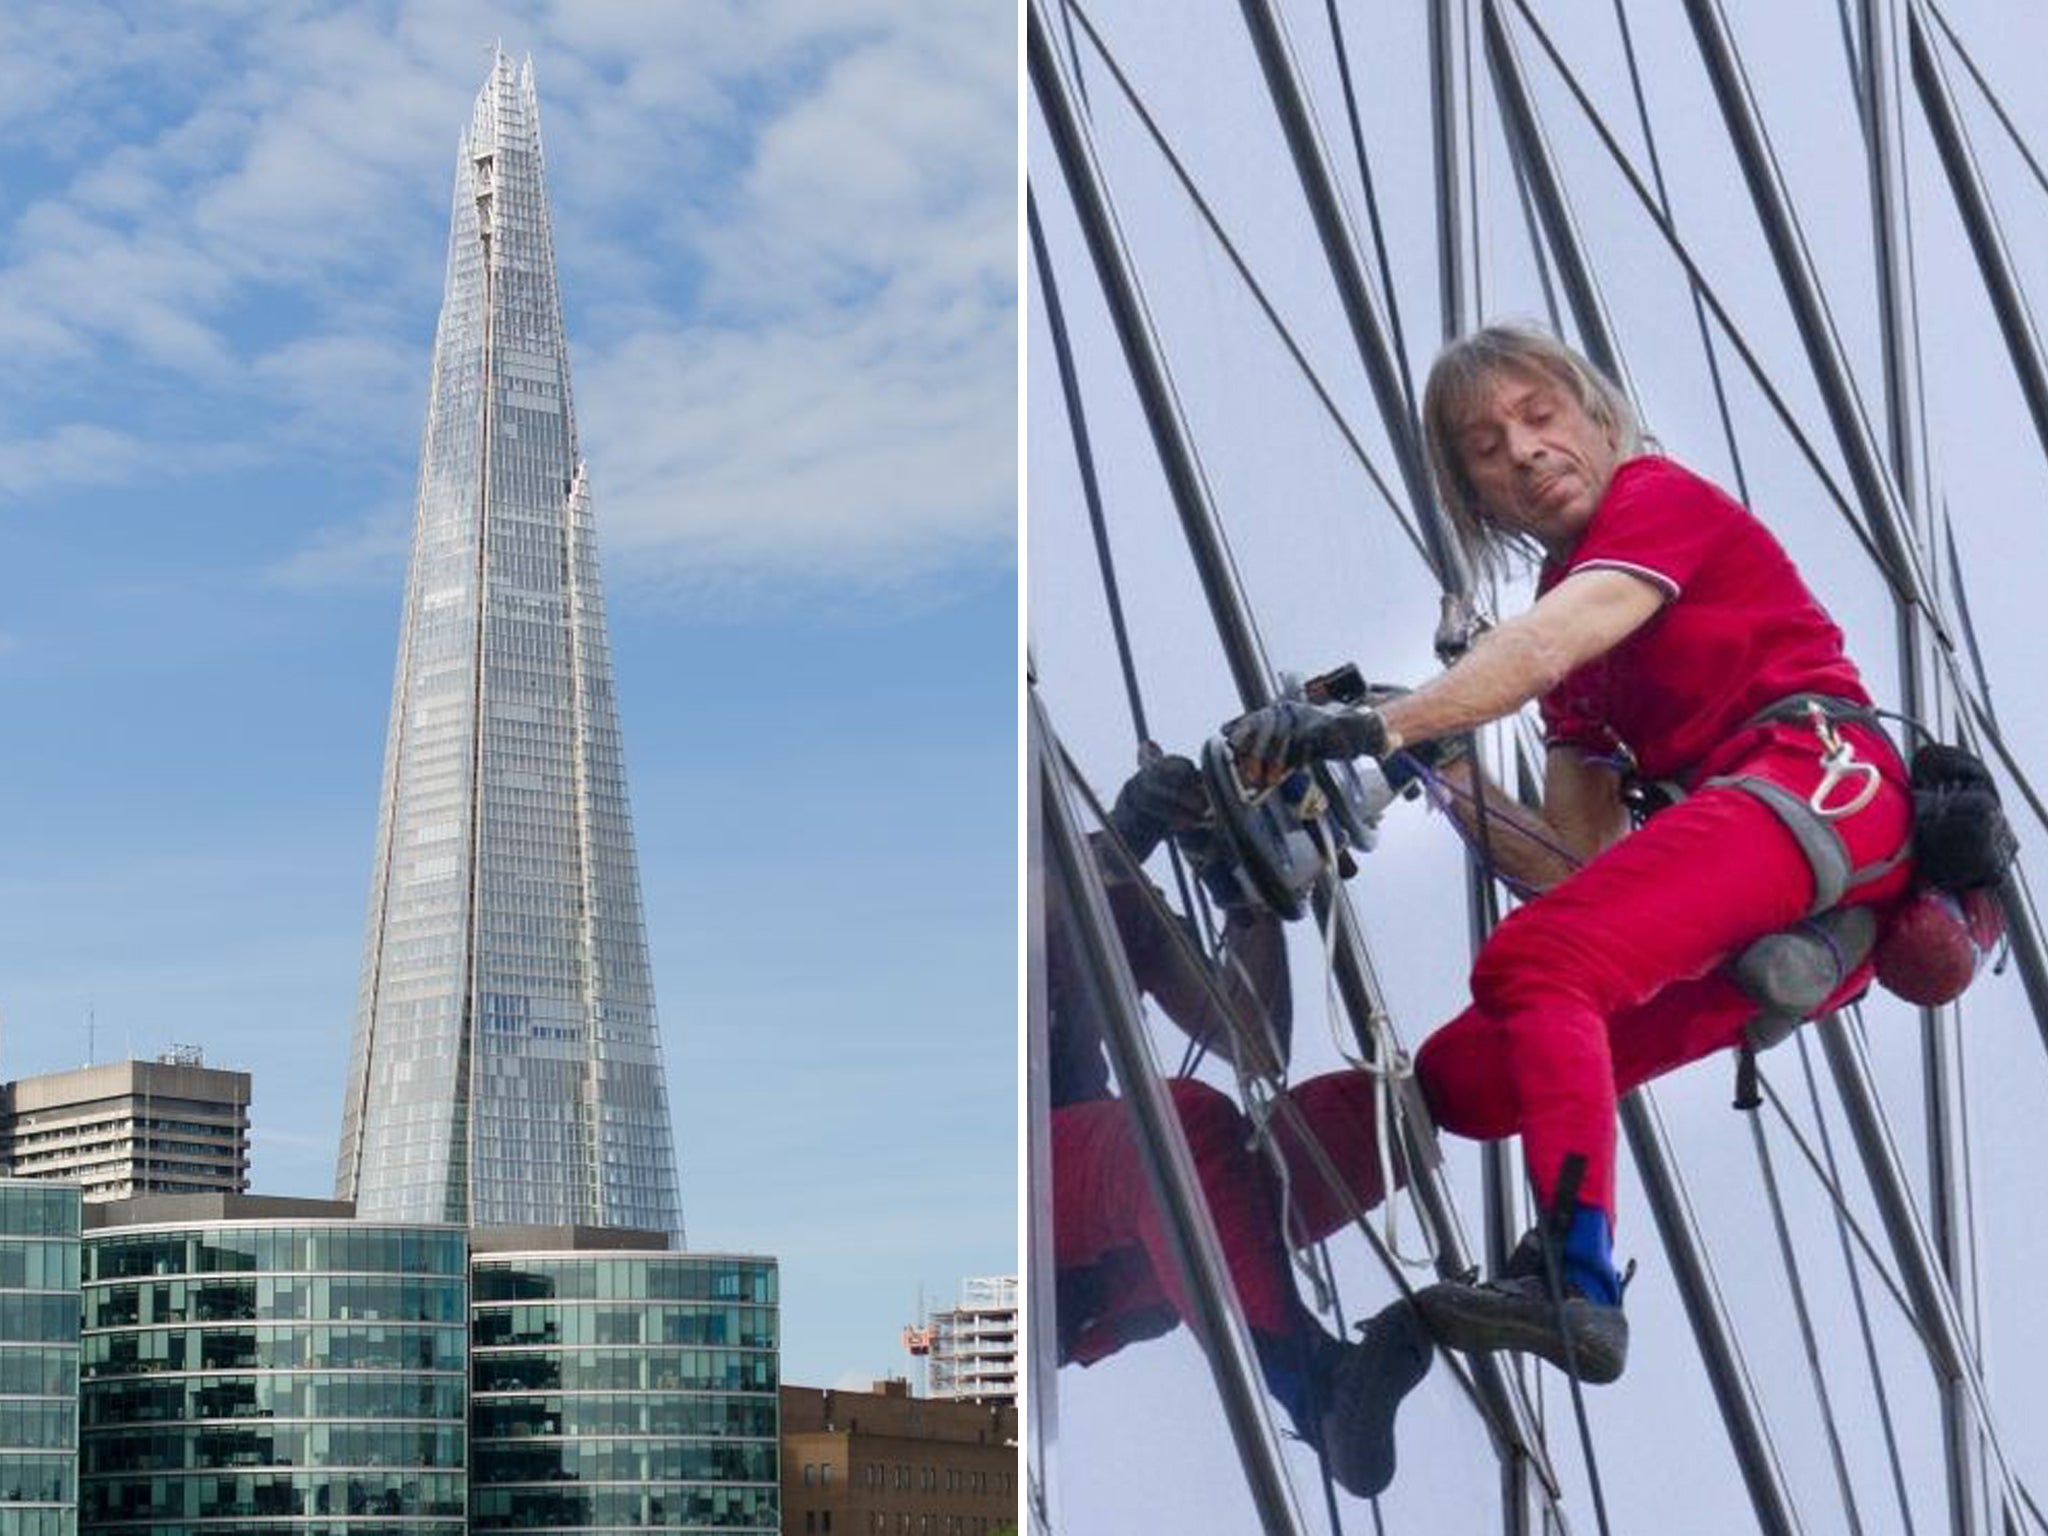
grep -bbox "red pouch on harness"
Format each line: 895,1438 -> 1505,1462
1873,887 -> 2005,1006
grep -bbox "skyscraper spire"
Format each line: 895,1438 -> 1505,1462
336,56 -> 684,1239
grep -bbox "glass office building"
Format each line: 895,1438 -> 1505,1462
469,1245 -> 779,1533
0,1181 -> 80,1536
335,47 -> 684,1237
77,1207 -> 467,1536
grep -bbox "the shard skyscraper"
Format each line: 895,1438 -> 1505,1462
336,52 -> 684,1239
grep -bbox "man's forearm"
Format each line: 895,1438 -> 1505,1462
1427,758 -> 1585,891
1379,622 -> 1569,752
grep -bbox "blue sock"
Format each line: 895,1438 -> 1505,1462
1561,1205 -> 1622,1306
1251,1322 -> 1335,1439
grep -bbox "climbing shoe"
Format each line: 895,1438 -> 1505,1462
1315,1298 -> 1433,1499
1412,1232 -> 1628,1384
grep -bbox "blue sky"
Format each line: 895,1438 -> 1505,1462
0,0 -> 1017,1391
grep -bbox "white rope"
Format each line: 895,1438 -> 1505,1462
1306,818 -> 1439,1272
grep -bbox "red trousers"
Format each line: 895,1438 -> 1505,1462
1416,722 -> 1913,1219
1052,723 -> 1911,1361
1053,1072 -> 1391,1361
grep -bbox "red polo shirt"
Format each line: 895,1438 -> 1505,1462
1537,455 -> 1869,784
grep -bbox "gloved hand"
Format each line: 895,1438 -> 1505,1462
1347,683 -> 1467,790
1108,752 -> 1210,863
1224,699 -> 1389,791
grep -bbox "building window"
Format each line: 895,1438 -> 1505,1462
824,1515 -> 833,1534
823,1462 -> 834,1486
805,1464 -> 817,1486
806,1515 -> 816,1534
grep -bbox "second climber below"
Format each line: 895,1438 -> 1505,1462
1225,323 -> 1916,1384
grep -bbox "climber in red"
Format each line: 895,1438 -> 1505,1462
1226,324 -> 1918,1382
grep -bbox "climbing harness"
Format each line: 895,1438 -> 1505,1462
1803,701 -> 1882,820
1701,694 -> 1908,917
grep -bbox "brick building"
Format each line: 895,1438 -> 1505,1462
781,1379 -> 1016,1536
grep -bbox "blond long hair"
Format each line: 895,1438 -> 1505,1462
1422,324 -> 1646,576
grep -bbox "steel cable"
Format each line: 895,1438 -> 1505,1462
1061,1 -> 1433,571
1029,186 -> 1217,960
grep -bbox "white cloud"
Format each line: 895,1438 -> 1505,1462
1,0 -> 1017,600
580,304 -> 1014,594
262,505 -> 412,592
0,424 -> 154,495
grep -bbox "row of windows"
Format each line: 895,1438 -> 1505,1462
0,1297 -> 77,1344
86,1276 -> 467,1329
0,1458 -> 71,1503
0,1403 -> 74,1450
13,1155 -> 236,1182
473,1439 -> 772,1487
10,1113 -> 239,1140
472,1260 -> 773,1304
86,1229 -> 465,1282
471,1392 -> 776,1441
9,1132 -> 239,1160
79,1471 -> 465,1521
73,1526 -> 459,1536
471,1348 -> 774,1395
471,1303 -> 774,1350
857,1519 -> 1002,1536
83,1372 -> 466,1426
852,1464 -> 1011,1498
0,1189 -> 79,1238
468,1483 -> 777,1531
83,1323 -> 464,1377
82,1423 -> 464,1475
0,1509 -> 75,1536
0,1346 -> 77,1397
0,1244 -> 79,1294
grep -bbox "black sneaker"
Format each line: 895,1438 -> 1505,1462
1315,1299 -> 1433,1499
1412,1233 -> 1628,1384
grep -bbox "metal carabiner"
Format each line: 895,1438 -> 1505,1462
1806,702 -> 1879,820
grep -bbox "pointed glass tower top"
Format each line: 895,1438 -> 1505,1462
336,52 -> 684,1240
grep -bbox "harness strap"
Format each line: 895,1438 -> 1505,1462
1705,694 -> 1910,915
1708,775 -> 1852,913
1703,774 -> 1912,916
1739,692 -> 1879,732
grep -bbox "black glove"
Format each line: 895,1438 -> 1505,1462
1346,683 -> 1466,790
1224,700 -> 1389,790
1109,753 -> 1209,863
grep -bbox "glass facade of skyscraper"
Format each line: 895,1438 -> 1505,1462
469,1251 -> 779,1533
78,1217 -> 467,1535
0,1182 -> 80,1536
335,49 -> 684,1237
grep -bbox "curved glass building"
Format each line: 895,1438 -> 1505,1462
78,1205 -> 467,1536
0,1181 -> 81,1536
469,1243 -> 778,1533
